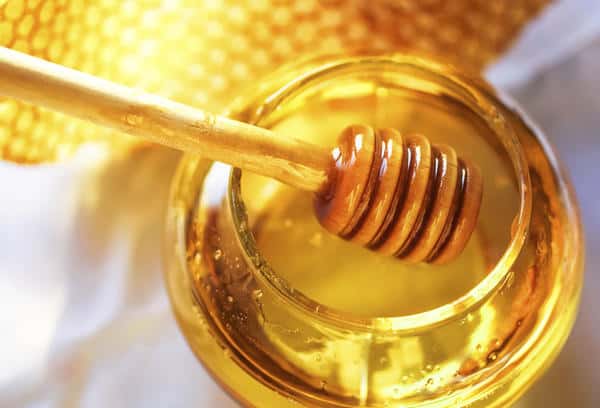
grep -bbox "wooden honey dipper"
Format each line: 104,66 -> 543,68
0,46 -> 482,263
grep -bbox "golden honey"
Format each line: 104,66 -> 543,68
0,1 -> 581,406
165,55 -> 583,407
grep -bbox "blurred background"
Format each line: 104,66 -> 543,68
0,0 -> 599,406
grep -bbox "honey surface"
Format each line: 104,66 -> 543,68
245,86 -> 519,317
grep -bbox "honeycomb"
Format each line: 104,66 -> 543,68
0,0 -> 550,163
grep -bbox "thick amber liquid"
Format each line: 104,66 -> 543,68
245,88 -> 519,318
184,84 -> 533,405
170,62 -> 579,407
167,56 -> 581,408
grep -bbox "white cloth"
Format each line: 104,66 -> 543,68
1,1 -> 600,406
489,0 -> 600,89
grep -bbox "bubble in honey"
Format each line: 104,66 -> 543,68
213,248 -> 223,260
308,232 -> 322,247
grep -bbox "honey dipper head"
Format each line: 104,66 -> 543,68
314,125 -> 483,264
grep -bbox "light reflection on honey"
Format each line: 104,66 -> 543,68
0,0 -> 549,163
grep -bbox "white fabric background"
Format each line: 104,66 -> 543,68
1,1 -> 599,406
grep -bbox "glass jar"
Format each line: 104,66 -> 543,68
164,55 -> 583,407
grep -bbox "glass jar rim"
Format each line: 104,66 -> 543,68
227,54 -> 533,333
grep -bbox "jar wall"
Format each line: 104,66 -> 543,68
165,55 -> 583,407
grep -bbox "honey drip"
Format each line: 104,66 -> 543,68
315,125 -> 482,263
